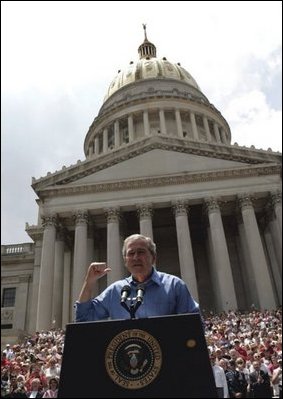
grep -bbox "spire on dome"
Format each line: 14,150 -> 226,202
142,23 -> 148,41
138,24 -> 156,59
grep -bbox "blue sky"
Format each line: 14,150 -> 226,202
1,1 -> 282,244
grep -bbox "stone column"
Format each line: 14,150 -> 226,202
14,275 -> 30,331
88,143 -> 93,157
143,110 -> 150,136
220,128 -> 227,144
114,120 -> 120,148
29,238 -> 42,333
94,137 -> 99,155
190,112 -> 199,140
105,208 -> 124,285
205,198 -> 237,311
238,194 -> 276,309
271,190 -> 282,234
87,225 -> 99,297
236,213 -> 259,308
173,201 -> 199,302
265,204 -> 282,274
213,122 -> 221,143
51,229 -> 65,329
159,109 -> 167,135
175,109 -> 183,138
137,204 -> 154,240
128,114 -> 134,142
203,116 -> 211,142
36,215 -> 57,331
263,218 -> 282,304
72,211 -> 89,310
103,128 -> 108,153
62,250 -> 71,327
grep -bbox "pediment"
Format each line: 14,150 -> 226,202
67,149 -> 248,186
32,136 -> 281,194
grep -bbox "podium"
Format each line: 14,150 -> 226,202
58,313 -> 217,398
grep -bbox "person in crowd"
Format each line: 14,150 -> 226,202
210,352 -> 229,398
25,365 -> 47,393
26,378 -> 43,398
233,339 -> 248,361
236,357 -> 249,387
3,374 -> 27,398
42,378 -> 58,398
3,345 -> 14,361
1,352 -> 11,369
271,357 -> 282,398
43,358 -> 60,384
75,234 -> 200,322
249,360 -> 272,398
226,359 -> 248,398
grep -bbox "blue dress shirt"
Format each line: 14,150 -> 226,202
75,268 -> 199,322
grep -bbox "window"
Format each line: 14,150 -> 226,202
2,288 -> 16,307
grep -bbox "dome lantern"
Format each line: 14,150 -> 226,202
138,24 -> 156,59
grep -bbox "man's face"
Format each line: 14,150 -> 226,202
124,239 -> 156,282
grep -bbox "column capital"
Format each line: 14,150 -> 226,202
105,207 -> 120,223
73,210 -> 89,225
270,190 -> 282,206
237,194 -> 254,210
204,197 -> 220,214
42,215 -> 58,228
137,204 -> 153,220
172,200 -> 189,216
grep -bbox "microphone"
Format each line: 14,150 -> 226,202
136,284 -> 145,304
120,285 -> 131,304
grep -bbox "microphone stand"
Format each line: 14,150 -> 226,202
121,297 -> 142,319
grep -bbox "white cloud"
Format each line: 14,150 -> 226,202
224,90 -> 282,150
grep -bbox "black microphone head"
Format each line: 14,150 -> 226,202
121,285 -> 131,295
136,283 -> 145,292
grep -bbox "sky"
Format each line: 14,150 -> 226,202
1,1 -> 282,245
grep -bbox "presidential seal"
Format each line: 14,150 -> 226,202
105,329 -> 162,389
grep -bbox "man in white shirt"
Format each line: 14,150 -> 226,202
210,352 -> 229,398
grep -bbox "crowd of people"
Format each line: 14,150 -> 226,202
204,308 -> 282,398
1,308 -> 281,398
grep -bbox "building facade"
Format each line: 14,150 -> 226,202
1,30 -> 282,344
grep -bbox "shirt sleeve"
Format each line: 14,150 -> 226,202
175,278 -> 199,314
75,291 -> 110,322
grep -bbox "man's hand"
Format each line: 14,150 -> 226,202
86,262 -> 112,284
78,262 -> 111,303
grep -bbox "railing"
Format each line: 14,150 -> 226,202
1,243 -> 34,255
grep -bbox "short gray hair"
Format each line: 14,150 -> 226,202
122,234 -> 156,257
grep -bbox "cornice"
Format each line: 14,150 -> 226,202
38,163 -> 281,199
25,223 -> 44,242
32,136 -> 281,194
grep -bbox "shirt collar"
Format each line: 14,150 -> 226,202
126,267 -> 161,287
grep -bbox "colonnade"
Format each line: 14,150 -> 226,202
88,108 -> 229,157
34,191 -> 281,331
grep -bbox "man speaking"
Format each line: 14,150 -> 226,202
75,233 -> 200,322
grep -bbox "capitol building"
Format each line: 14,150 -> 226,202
1,28 -> 281,344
